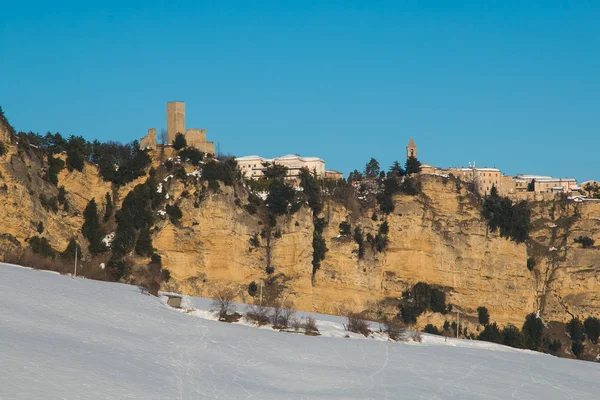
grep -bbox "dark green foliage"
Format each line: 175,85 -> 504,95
379,221 -> 389,235
57,186 -> 66,205
262,163 -> 288,179
423,324 -> 441,335
92,140 -> 151,186
388,161 -> 404,177
353,227 -> 365,259
584,317 -> 600,344
249,233 -> 260,247
208,179 -> 220,191
574,235 -> 594,248
312,217 -> 328,274
107,259 -> 129,281
179,147 -> 204,165
377,170 -> 402,214
477,306 -> 490,326
151,253 -> 162,266
0,106 -> 16,137
400,282 -> 447,324
266,266 -> 275,275
0,140 -> 7,157
348,169 -> 363,182
172,132 -> 187,150
566,317 -> 585,342
65,135 -> 90,172
104,192 -> 113,222
60,238 -> 81,261
174,166 -> 187,182
522,313 -> 543,351
571,341 -> 584,359
527,257 -> 536,271
429,287 -> 446,313
482,189 -> 531,244
45,154 -> 65,185
364,158 -> 380,178
161,268 -> 171,282
371,212 -> 378,221
501,324 -> 524,348
37,221 -> 44,234
399,177 -> 420,195
135,226 -> 154,257
39,194 -> 59,213
273,229 -> 282,239
29,236 -> 55,258
547,339 -> 561,353
248,281 -> 258,297
299,168 -> 323,214
82,199 -> 106,255
339,221 -> 351,236
478,322 -> 502,343
202,159 -> 237,186
405,156 -> 421,175
165,203 -> 183,224
266,179 -> 295,216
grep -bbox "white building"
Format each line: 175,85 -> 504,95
237,154 -> 326,180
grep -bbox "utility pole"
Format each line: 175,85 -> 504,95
259,279 -> 263,307
73,247 -> 78,278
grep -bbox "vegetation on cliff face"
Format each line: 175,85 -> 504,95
482,186 -> 531,243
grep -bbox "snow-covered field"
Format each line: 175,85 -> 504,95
1,263 -> 599,399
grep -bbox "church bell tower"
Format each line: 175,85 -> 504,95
406,138 -> 417,160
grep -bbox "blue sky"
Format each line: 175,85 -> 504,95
1,1 -> 598,181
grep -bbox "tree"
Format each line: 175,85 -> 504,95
574,236 -> 594,248
348,169 -> 363,183
166,203 -> 183,224
477,306 -> 490,326
46,154 -> 65,185
262,163 -> 288,179
388,161 -> 404,177
135,226 -> 154,257
104,192 -> 113,222
172,132 -> 187,150
583,317 -> 600,344
0,140 -> 6,157
299,168 -> 322,214
339,221 -> 351,236
61,238 -> 82,261
501,324 -> 524,348
478,322 -> 502,343
522,313 -> 543,351
29,236 -> 55,259
266,179 -> 295,216
364,158 -> 380,178
65,135 -> 90,172
405,156 -> 421,175
82,199 -> 106,255
566,317 -> 585,342
248,281 -> 258,297
211,286 -> 237,320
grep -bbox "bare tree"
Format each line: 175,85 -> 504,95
246,303 -> 270,325
383,318 -> 406,342
280,302 -> 296,329
290,316 -> 303,331
159,128 -> 168,146
345,313 -> 371,337
211,286 -> 237,320
304,317 -> 319,334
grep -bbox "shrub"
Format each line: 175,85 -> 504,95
246,304 -> 270,325
65,135 -> 90,172
311,217 -> 328,275
547,339 -> 561,354
339,221 -> 351,236
211,286 -> 237,320
278,304 -> 296,329
103,192 -> 113,222
37,221 -> 44,234
46,154 -> 65,185
383,318 -> 406,341
39,194 -> 59,213
429,287 -> 446,313
57,186 -> 66,205
527,257 -> 536,271
172,132 -> 187,150
179,147 -> 203,165
107,259 -> 130,281
477,306 -> 490,326
574,236 -> 594,248
60,238 -> 81,261
584,317 -> 600,344
423,324 -> 441,335
248,281 -> 258,297
0,140 -> 6,156
249,233 -> 260,248
265,265 -> 275,275
353,227 -> 365,259
266,179 -> 295,216
345,313 -> 371,337
291,317 -> 303,331
29,236 -> 55,259
202,160 -> 237,186
165,203 -> 183,224
304,317 -> 319,334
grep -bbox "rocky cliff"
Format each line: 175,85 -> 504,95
1,142 -> 599,329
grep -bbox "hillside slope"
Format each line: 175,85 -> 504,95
1,263 -> 599,399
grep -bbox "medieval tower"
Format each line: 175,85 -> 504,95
166,101 -> 185,144
406,137 -> 417,160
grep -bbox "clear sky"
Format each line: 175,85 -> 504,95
1,1 -> 598,181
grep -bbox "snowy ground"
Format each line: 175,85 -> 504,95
1,263 -> 599,399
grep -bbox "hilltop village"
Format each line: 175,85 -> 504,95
137,101 -> 597,201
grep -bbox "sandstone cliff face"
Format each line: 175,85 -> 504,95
1,146 -> 599,328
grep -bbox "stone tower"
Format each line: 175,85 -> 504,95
166,101 -> 185,145
406,138 -> 417,160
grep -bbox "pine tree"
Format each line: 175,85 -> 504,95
82,199 -> 106,254
135,226 -> 154,257
405,156 -> 421,175
172,133 -> 187,150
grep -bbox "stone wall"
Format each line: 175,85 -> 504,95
140,128 -> 157,150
